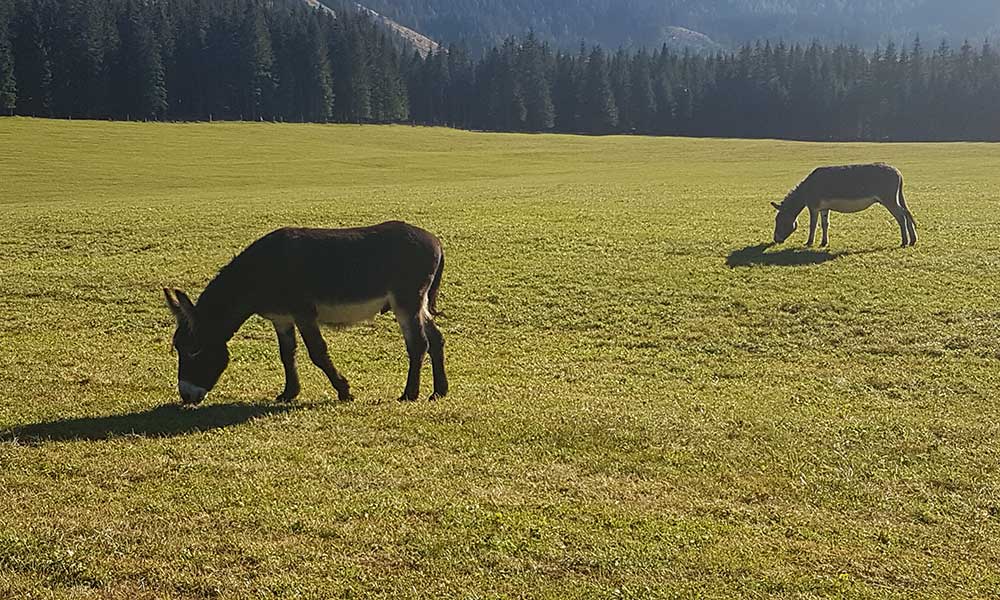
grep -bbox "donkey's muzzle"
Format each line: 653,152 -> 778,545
178,380 -> 208,405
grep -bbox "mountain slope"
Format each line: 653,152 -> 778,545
356,0 -> 1000,51
307,0 -> 439,56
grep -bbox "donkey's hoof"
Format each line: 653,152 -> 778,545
337,392 -> 354,402
398,392 -> 419,402
275,391 -> 298,403
427,391 -> 446,401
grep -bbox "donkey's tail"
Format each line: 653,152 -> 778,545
898,177 -> 917,225
427,252 -> 445,317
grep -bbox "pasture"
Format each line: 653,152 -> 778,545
1,118 -> 999,598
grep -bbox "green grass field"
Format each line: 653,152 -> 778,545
1,118 -> 999,598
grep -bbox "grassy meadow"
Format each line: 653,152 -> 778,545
1,118 -> 1000,598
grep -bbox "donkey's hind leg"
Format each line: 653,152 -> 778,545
424,319 -> 448,400
274,321 -> 301,402
904,214 -> 917,246
806,207 -> 819,246
898,187 -> 917,246
295,316 -> 354,401
885,202 -> 910,247
820,210 -> 830,247
392,294 -> 430,402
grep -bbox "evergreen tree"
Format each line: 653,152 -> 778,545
552,51 -> 579,132
302,14 -> 332,122
519,33 -> 554,131
238,2 -> 275,121
581,46 -> 617,133
628,49 -> 655,132
609,48 -> 629,131
112,0 -> 166,120
370,34 -> 407,122
0,2 -> 16,114
12,0 -> 51,116
444,42 -> 473,127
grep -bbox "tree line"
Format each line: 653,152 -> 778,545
410,35 -> 1000,141
1,0 -> 999,141
0,0 -> 408,122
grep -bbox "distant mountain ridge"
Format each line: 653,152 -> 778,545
306,0 -> 439,56
354,0 -> 1000,51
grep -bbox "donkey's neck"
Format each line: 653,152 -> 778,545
781,189 -> 809,216
194,260 -> 254,344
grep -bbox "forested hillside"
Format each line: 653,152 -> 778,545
0,0 -> 409,122
2,0 -> 1000,141
357,0 -> 1000,51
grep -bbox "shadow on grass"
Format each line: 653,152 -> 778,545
1,402 -> 299,444
725,243 -> 885,268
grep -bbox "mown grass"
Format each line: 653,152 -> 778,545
1,117 -> 999,598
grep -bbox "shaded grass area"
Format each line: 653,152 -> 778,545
725,243 -> 890,267
1,118 -> 1000,598
1,403 -> 298,444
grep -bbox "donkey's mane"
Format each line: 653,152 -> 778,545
778,176 -> 808,211
192,249 -> 257,342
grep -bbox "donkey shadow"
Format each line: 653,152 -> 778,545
1,402 -> 298,445
726,243 -> 884,268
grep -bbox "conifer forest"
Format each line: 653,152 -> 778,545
1,0 -> 998,141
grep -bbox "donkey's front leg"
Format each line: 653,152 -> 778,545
273,322 -> 301,402
806,207 -> 819,246
820,210 -> 830,247
295,316 -> 354,402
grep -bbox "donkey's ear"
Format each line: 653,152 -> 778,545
164,288 -> 196,329
771,201 -> 781,210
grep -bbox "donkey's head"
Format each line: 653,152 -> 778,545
771,201 -> 798,243
164,288 -> 230,405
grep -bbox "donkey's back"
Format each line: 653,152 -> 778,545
802,163 -> 902,201
242,220 -> 443,312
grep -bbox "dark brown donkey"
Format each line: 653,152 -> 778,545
163,221 -> 447,405
772,163 -> 917,247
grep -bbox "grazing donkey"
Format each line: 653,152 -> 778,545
771,163 -> 917,247
163,221 -> 448,405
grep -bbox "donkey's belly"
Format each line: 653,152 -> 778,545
263,295 -> 389,327
817,196 -> 878,213
316,296 -> 389,325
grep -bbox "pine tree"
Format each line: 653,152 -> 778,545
492,37 -> 525,130
445,42 -> 473,127
0,2 -> 16,115
651,47 -> 676,134
238,2 -> 275,121
628,49 -> 655,133
370,34 -> 407,122
552,52 -> 579,132
112,1 -> 166,120
609,48 -> 629,132
303,14 -> 332,121
519,33 -> 554,131
12,0 -> 51,116
581,46 -> 617,133
48,0 -> 114,118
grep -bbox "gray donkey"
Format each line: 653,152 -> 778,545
771,163 -> 917,247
